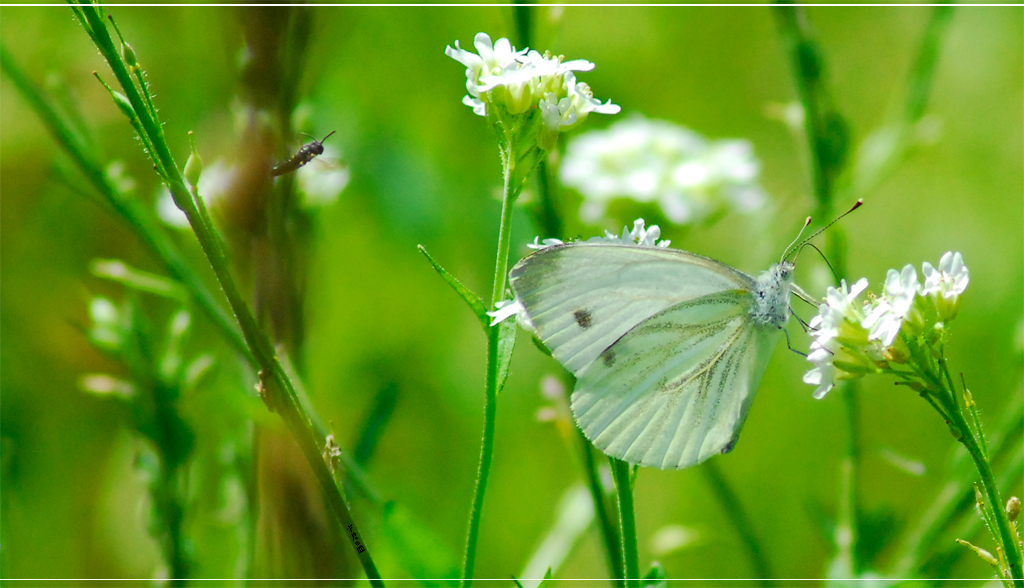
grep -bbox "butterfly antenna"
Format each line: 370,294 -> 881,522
786,199 -> 864,262
320,130 -> 336,143
781,216 -> 813,263
795,242 -> 842,285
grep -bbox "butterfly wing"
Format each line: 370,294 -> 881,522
509,243 -> 755,376
570,290 -> 782,469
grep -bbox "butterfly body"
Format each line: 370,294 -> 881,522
509,242 -> 794,469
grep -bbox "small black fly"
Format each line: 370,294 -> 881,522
271,131 -> 336,177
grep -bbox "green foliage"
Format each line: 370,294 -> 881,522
1,4 -> 1021,584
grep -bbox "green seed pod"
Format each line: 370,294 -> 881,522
122,41 -> 139,71
94,72 -> 137,122
1007,496 -> 1020,522
184,131 -> 203,187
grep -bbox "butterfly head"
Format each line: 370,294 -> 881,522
751,261 -> 795,328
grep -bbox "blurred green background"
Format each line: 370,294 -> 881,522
1,5 -> 1021,582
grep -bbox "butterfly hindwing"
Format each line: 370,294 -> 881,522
570,290 -> 782,470
509,243 -> 755,376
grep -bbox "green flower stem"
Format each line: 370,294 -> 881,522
701,461 -> 772,582
576,417 -> 625,587
773,5 -> 834,209
774,4 -> 861,575
462,145 -> 519,588
71,5 -> 383,584
947,407 -> 1023,585
933,364 -> 1023,585
610,457 -> 640,587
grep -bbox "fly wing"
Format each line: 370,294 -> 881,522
509,243 -> 755,376
570,290 -> 782,470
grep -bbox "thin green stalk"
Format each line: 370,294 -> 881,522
934,367 -> 1023,585
773,5 -> 836,209
610,457 -> 640,587
70,5 -> 383,583
774,4 -> 859,575
701,461 -> 772,582
578,424 -> 625,586
514,1 -> 611,568
838,382 -> 861,573
462,146 -> 519,587
947,405 -> 1024,585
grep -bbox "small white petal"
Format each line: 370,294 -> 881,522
487,298 -> 524,326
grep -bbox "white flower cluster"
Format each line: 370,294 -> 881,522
560,115 -> 767,225
527,218 -> 671,251
489,219 -> 669,328
446,33 -> 619,149
804,252 -> 970,399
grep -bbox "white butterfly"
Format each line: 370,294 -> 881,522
507,220 -> 797,470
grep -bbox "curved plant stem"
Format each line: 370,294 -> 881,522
610,457 -> 640,587
461,145 -> 518,588
68,5 -> 383,584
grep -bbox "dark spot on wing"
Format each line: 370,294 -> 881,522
573,308 -> 593,329
720,434 -> 739,455
602,349 -> 615,367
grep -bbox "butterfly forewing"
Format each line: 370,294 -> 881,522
510,244 -> 755,376
571,290 -> 782,469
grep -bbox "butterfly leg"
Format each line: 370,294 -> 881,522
783,327 -> 807,358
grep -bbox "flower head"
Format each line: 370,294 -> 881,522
446,33 -> 619,150
803,278 -> 870,399
560,115 -> 767,225
804,252 -> 971,400
862,264 -> 919,347
921,251 -> 969,320
524,218 -> 670,252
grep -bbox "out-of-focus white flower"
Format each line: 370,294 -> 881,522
156,160 -> 235,230
528,236 -> 566,250
446,32 -> 618,149
79,373 -> 135,399
561,115 -> 767,225
525,218 -> 669,251
921,251 -> 969,320
105,161 -> 137,195
296,144 -> 349,209
588,218 -> 670,248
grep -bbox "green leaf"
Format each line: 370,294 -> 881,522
495,316 -> 517,396
641,562 -> 667,587
417,245 -> 489,330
